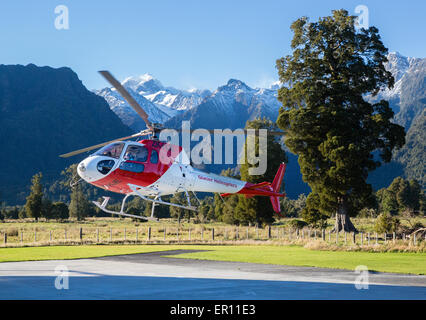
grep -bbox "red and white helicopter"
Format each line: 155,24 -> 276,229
60,71 -> 287,221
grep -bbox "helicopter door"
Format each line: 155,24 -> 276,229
179,164 -> 194,191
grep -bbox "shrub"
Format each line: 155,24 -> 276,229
51,202 -> 69,220
287,219 -> 308,230
374,213 -> 400,233
7,228 -> 19,237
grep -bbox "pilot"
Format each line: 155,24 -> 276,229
124,147 -> 137,161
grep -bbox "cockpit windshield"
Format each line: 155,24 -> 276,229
94,142 -> 125,159
123,144 -> 149,162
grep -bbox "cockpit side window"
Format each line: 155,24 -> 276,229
123,145 -> 148,162
95,143 -> 124,159
150,149 -> 158,164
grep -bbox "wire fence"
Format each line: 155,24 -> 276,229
0,225 -> 424,247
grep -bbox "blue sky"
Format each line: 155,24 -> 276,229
0,0 -> 424,91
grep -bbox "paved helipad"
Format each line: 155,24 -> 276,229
0,250 -> 425,299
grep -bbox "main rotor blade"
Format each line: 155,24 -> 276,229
99,70 -> 152,130
171,129 -> 285,136
59,131 -> 151,158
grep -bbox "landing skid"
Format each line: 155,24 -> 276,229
93,186 -> 198,221
92,196 -> 159,221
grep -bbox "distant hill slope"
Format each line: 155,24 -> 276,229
367,53 -> 425,189
394,108 -> 425,187
0,64 -> 132,204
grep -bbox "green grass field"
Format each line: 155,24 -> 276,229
167,245 -> 426,275
0,244 -> 424,275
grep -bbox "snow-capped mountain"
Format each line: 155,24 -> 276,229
95,86 -> 171,131
370,52 -> 417,99
96,73 -> 212,130
366,52 -> 425,188
122,74 -> 211,111
369,52 -> 425,128
165,78 -> 282,130
96,74 -> 281,131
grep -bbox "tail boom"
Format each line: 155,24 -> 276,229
221,163 -> 287,214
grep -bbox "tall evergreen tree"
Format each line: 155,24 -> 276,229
25,172 -> 44,221
41,198 -> 53,220
51,202 -> 69,220
69,184 -> 91,221
381,177 -> 424,216
169,193 -> 196,223
276,10 -> 405,232
376,188 -> 398,215
235,117 -> 288,225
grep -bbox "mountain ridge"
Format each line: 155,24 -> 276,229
0,63 -> 133,204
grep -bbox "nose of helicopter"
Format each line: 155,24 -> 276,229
77,156 -> 115,182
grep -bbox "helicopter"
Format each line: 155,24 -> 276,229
60,71 -> 287,221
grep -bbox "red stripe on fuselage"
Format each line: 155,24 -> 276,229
91,139 -> 182,194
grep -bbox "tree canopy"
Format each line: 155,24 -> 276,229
25,172 -> 44,221
213,117 -> 287,225
276,9 -> 406,232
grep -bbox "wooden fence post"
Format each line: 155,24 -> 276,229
344,232 -> 347,244
322,229 -> 325,241
375,232 -> 378,245
148,227 -> 151,241
164,227 -> 166,241
336,231 -> 338,244
177,227 -> 179,241
50,231 -> 52,242
189,228 -> 191,241
393,232 -> 396,242
413,233 -> 417,246
268,225 -> 271,239
110,228 -> 112,242
352,232 -> 356,245
34,230 -> 37,242
246,227 -> 249,240
367,232 -> 370,245
124,228 -> 126,241
97,228 -> 99,243
20,231 -> 23,244
256,225 -> 259,239
384,233 -> 386,244
201,227 -> 204,240
4,232 -> 7,245
79,228 -> 83,242
212,228 -> 215,241
65,229 -> 67,241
